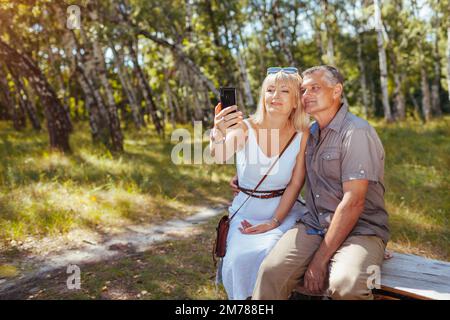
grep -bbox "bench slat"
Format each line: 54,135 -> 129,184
380,253 -> 450,300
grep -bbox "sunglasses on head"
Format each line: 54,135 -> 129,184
266,67 -> 299,75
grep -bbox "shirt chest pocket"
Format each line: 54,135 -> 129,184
320,149 -> 341,181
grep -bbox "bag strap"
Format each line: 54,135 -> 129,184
228,131 -> 298,221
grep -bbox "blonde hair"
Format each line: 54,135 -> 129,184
250,71 -> 309,131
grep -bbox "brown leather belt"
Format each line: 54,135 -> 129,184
238,186 -> 286,199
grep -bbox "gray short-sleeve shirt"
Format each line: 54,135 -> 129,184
299,103 -> 390,244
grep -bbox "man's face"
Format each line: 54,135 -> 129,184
300,71 -> 341,115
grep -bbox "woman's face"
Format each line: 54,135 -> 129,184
264,76 -> 296,117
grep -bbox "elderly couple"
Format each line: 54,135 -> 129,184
209,65 -> 389,300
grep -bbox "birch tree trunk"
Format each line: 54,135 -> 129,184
321,0 -> 335,66
308,12 -> 325,63
0,66 -> 25,129
374,0 -> 393,122
447,25 -> 450,102
271,1 -> 296,67
111,43 -> 143,129
409,91 -> 421,120
22,78 -> 42,128
0,39 -> 71,151
47,47 -> 72,131
417,38 -> 432,122
62,31 -> 111,144
389,52 -> 406,121
55,5 -> 111,144
128,40 -> 164,135
90,38 -> 124,152
431,16 -> 442,116
11,72 -> 41,130
234,33 -> 255,109
164,72 -> 176,129
82,7 -> 124,151
357,35 -> 369,118
412,0 -> 432,122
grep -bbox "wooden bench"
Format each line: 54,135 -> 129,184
373,252 -> 450,300
292,252 -> 450,300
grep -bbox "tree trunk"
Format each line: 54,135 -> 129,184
412,0 -> 432,122
356,35 -> 369,118
128,40 -> 164,135
76,68 -> 106,142
374,0 -> 393,122
431,16 -> 442,117
164,70 -> 176,129
11,72 -> 42,130
0,97 -> 10,120
308,13 -> 325,63
62,31 -> 110,144
271,1 -> 296,67
91,38 -> 124,152
369,75 -> 377,114
389,51 -> 406,121
78,14 -> 123,151
0,40 -> 71,152
110,43 -> 143,129
0,66 -> 25,129
22,78 -> 42,127
409,91 -> 422,121
234,33 -> 255,109
184,0 -> 193,41
417,39 -> 432,122
56,4 -> 112,145
321,0 -> 335,66
47,47 -> 72,132
204,0 -> 229,71
447,25 -> 450,103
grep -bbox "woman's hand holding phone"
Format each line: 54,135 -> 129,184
213,103 -> 243,140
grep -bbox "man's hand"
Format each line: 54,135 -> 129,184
229,174 -> 239,196
303,256 -> 329,295
238,219 -> 277,234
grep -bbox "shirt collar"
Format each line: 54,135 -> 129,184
309,121 -> 319,142
309,102 -> 348,141
326,102 -> 348,133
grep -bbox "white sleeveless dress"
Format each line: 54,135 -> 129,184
221,119 -> 307,300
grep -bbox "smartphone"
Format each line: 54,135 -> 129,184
219,87 -> 237,110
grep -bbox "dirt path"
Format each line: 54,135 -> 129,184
0,205 -> 225,297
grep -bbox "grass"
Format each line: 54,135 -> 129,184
0,121 -> 235,244
0,116 -> 449,299
373,117 -> 450,259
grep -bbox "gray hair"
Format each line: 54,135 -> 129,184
301,65 -> 344,86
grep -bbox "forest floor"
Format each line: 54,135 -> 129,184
0,116 -> 448,299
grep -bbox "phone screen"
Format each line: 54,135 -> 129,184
219,87 -> 236,109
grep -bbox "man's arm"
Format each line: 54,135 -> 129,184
303,179 -> 369,294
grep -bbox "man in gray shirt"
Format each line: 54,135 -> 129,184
231,65 -> 389,299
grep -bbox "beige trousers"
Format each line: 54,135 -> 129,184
252,223 -> 385,300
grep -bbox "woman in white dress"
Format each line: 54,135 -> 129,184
209,67 -> 310,300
